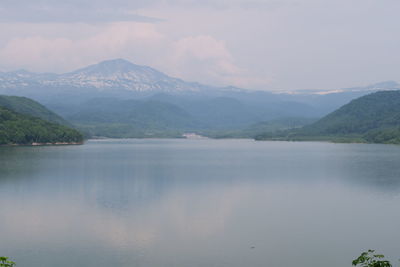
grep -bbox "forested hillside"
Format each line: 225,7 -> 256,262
256,91 -> 400,144
67,98 -> 196,138
0,106 -> 83,145
0,95 -> 69,125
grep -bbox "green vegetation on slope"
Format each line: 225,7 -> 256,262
0,95 -> 70,125
0,107 -> 83,145
200,117 -> 317,139
67,98 -> 196,138
301,90 -> 400,135
353,250 -> 392,267
65,96 -> 318,138
0,257 -> 15,267
256,91 -> 400,144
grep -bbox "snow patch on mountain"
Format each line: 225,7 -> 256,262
0,59 -> 204,93
0,59 -> 399,96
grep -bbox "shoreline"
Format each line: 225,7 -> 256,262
1,141 -> 84,147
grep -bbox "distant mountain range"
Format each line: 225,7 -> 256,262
1,58 -> 398,96
0,59 -> 211,94
1,58 -> 399,138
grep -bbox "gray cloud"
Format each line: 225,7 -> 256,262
0,0 -> 290,23
0,9 -> 159,23
1,0 -> 400,90
0,0 -> 160,23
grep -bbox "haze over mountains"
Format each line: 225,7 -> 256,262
0,59 -> 208,94
1,58 -> 399,98
1,58 -> 399,138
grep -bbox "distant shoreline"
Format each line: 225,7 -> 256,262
0,141 -> 84,147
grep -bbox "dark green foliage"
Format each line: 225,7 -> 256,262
0,95 -> 69,125
257,91 -> 400,144
352,250 -> 392,267
364,127 -> 400,144
0,257 -> 15,267
201,117 -> 316,139
0,107 -> 83,145
301,91 -> 400,136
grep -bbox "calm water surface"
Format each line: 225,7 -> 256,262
1,139 -> 400,267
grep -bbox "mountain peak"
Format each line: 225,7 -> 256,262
70,58 -> 150,75
97,58 -> 137,68
56,58 -> 195,92
0,58 -> 203,93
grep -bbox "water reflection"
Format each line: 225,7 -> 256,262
0,139 -> 400,267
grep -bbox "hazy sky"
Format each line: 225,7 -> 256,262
0,0 -> 399,91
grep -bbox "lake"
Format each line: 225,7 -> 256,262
1,139 -> 400,267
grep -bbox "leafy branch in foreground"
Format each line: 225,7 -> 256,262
0,257 -> 15,267
352,250 -> 392,267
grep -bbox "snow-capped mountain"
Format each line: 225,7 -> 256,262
1,58 -> 399,103
2,59 -> 400,126
0,59 -> 207,93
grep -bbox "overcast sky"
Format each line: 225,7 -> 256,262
0,0 -> 399,91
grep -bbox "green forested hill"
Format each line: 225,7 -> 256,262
301,91 -> 400,135
199,117 -> 317,139
0,106 -> 83,145
67,98 -> 197,138
0,95 -> 69,125
256,91 -> 400,144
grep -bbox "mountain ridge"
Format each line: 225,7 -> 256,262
1,58 -> 399,134
0,59 -> 207,93
1,59 -> 398,95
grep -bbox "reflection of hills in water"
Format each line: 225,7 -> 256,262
1,140 -> 400,206
2,140 -> 400,267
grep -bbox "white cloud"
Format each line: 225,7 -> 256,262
0,23 -> 165,73
167,35 -> 271,88
169,36 -> 240,81
0,22 -> 269,89
1,0 -> 400,90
